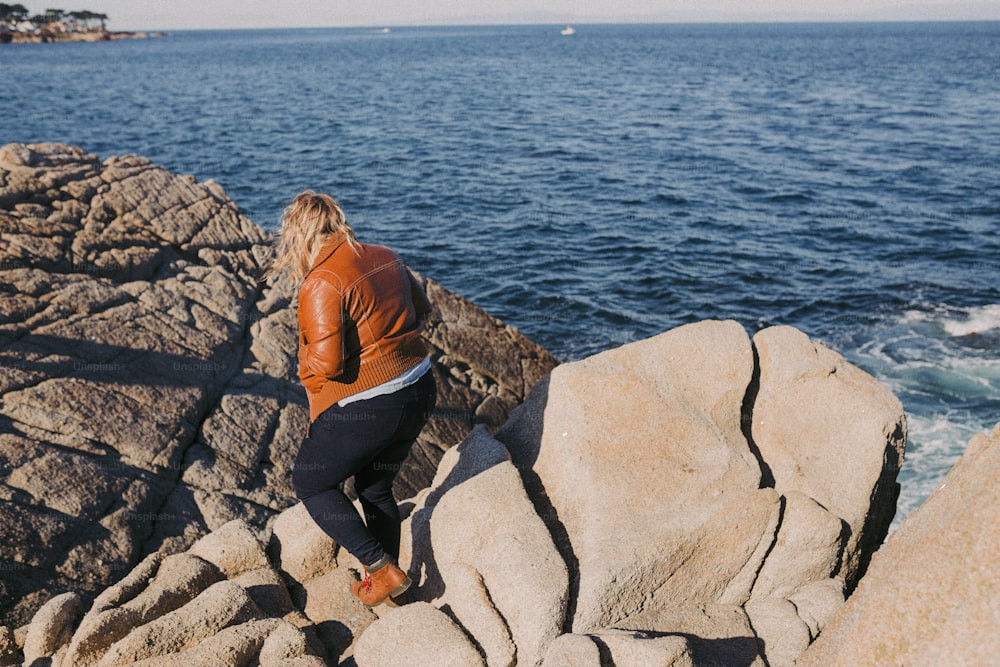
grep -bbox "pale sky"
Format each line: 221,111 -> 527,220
30,0 -> 1000,30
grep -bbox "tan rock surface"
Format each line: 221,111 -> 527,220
744,598 -> 812,667
268,501 -> 339,585
295,566 -> 377,663
403,426 -> 569,666
797,423 -> 1000,667
96,580 -> 262,666
15,517 -> 324,667
353,602 -> 485,667
748,490 -> 846,601
751,325 -> 906,588
21,591 -> 81,665
541,630 -> 696,667
497,320 -> 763,631
618,603 -> 765,666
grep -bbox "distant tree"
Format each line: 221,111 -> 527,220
43,8 -> 64,23
67,9 -> 99,30
0,4 -> 30,23
13,5 -> 109,32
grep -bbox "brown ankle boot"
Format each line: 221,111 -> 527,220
351,561 -> 412,607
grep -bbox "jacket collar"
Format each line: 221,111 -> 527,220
309,233 -> 349,273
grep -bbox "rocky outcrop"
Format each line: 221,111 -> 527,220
15,519 -> 327,666
2,142 -> 920,667
487,320 -> 905,665
0,142 -> 558,626
1,30 -> 160,45
3,317 -> 907,667
751,326 -> 906,587
797,422 -> 1000,667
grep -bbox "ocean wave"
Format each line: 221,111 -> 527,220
939,303 -> 1000,337
896,303 -> 1000,347
844,301 -> 1000,529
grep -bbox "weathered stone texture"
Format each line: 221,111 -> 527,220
751,325 -> 906,589
0,142 -> 558,627
2,143 -> 928,667
798,423 -> 1000,667
492,319 -> 905,665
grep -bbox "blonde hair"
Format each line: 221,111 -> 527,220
265,190 -> 360,282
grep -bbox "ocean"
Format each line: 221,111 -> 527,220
3,22 -> 998,527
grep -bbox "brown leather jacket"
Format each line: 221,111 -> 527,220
297,233 -> 431,421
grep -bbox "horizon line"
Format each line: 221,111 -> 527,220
128,17 -> 1000,32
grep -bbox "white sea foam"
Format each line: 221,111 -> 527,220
844,303 -> 1000,533
941,303 -> 1000,337
899,303 -> 1000,337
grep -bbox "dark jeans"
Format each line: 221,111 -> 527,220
293,371 -> 436,567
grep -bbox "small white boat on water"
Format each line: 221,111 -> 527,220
560,26 -> 576,35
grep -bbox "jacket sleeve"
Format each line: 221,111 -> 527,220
297,276 -> 345,392
407,268 -> 433,324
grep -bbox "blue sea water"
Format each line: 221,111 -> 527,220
2,22 -> 999,527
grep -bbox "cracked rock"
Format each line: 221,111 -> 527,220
402,426 -> 569,667
0,142 -> 559,627
2,143 -> 914,667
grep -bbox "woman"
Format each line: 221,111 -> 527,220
268,191 -> 436,607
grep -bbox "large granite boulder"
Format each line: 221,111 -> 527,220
797,423 -> 1000,667
493,320 -> 905,665
496,320 -> 763,633
0,142 -> 558,627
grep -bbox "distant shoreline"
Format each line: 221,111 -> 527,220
0,30 -> 164,44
